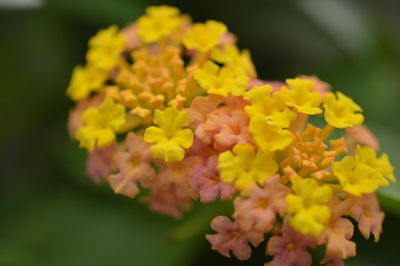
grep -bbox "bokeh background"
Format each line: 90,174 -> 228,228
1,0 -> 400,265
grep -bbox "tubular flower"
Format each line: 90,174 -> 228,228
137,5 -> 182,43
355,145 -> 396,185
278,78 -> 322,115
286,176 -> 332,237
189,154 -> 236,203
206,216 -> 264,260
234,175 -> 289,232
107,132 -> 155,198
266,220 -> 317,266
86,25 -> 126,71
144,107 -> 193,162
211,44 -> 257,78
183,20 -> 227,53
195,61 -> 248,96
66,5 -> 396,266
75,98 -> 126,152
244,85 -> 296,128
66,65 -> 107,101
218,144 -> 278,190
249,116 -> 294,152
323,91 -> 364,128
333,155 -> 381,196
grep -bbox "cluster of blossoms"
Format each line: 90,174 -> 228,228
67,5 -> 396,266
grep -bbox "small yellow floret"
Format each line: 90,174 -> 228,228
286,176 -> 332,237
278,78 -> 322,115
218,144 -> 278,190
137,5 -> 181,43
355,145 -> 396,186
244,85 -> 297,128
249,116 -> 294,152
333,155 -> 380,196
144,107 -> 193,162
183,20 -> 227,53
66,65 -> 107,101
76,98 -> 126,152
86,25 -> 126,71
211,44 -> 257,78
194,61 -> 248,96
323,91 -> 364,128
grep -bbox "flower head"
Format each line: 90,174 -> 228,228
66,6 -> 396,266
144,107 -> 193,162
323,91 -> 364,128
183,20 -> 227,53
76,98 -> 126,151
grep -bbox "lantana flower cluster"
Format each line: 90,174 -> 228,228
67,5 -> 396,266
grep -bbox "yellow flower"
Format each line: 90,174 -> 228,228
355,145 -> 396,186
194,61 -> 248,96
144,107 -> 193,162
211,44 -> 257,78
333,155 -> 380,196
323,91 -> 364,128
277,78 -> 322,115
86,25 -> 126,71
286,176 -> 332,237
183,20 -> 227,53
249,116 -> 293,152
76,98 -> 126,152
66,65 -> 107,101
137,5 -> 181,43
244,85 -> 297,128
218,144 -> 278,190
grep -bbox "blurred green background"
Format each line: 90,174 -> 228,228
1,0 -> 399,265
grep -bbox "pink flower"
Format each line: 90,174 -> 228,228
348,193 -> 384,242
86,143 -> 117,183
146,183 -> 192,219
122,24 -> 141,50
107,132 -> 155,198
266,221 -> 316,266
234,175 -> 289,233
188,95 -> 252,151
187,95 -> 222,126
206,216 -> 264,260
322,198 -> 356,263
146,156 -> 199,218
204,107 -> 253,151
186,138 -> 215,159
345,125 -> 380,153
189,155 -> 236,203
